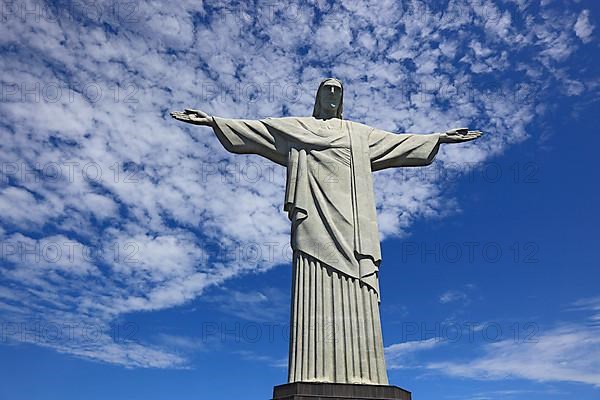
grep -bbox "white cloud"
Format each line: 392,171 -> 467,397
0,186 -> 57,228
427,324 -> 600,387
569,295 -> 600,324
385,338 -> 445,369
234,350 -> 287,368
201,287 -> 289,323
440,290 -> 469,304
155,334 -> 205,352
574,10 -> 594,43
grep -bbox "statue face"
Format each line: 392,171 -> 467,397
318,83 -> 342,115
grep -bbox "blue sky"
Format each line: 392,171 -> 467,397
0,0 -> 599,399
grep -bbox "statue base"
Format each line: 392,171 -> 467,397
272,382 -> 412,400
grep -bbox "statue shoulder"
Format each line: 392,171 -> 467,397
263,116 -> 320,128
345,119 -> 375,134
267,116 -> 317,123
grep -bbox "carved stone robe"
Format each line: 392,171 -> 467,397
211,116 -> 441,384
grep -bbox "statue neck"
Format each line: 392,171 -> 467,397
316,111 -> 339,120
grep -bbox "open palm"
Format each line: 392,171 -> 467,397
170,109 -> 213,127
439,127 -> 483,143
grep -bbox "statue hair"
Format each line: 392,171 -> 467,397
312,78 -> 344,119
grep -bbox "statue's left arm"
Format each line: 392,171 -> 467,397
368,127 -> 482,171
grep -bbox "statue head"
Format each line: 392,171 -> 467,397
312,78 -> 343,119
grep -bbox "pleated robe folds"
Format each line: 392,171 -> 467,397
211,116 -> 441,384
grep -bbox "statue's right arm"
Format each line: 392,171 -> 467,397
170,108 -> 288,166
170,109 -> 214,127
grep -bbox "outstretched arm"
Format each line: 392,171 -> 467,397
369,127 -> 483,171
170,108 -> 288,166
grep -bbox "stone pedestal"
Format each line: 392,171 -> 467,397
272,382 -> 411,400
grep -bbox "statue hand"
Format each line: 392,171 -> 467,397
439,128 -> 483,143
170,108 -> 214,127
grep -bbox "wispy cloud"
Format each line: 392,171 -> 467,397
234,350 -> 287,368
574,10 -> 595,43
385,338 -> 445,369
155,333 -> 205,352
440,290 -> 470,305
201,287 -> 289,323
445,388 -> 565,400
427,323 -> 600,387
569,295 -> 600,325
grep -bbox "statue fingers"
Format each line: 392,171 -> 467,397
170,111 -> 190,121
461,133 -> 482,141
184,108 -> 209,118
188,114 -> 205,122
447,127 -> 469,135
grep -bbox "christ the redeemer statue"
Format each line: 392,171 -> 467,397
171,78 -> 481,386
